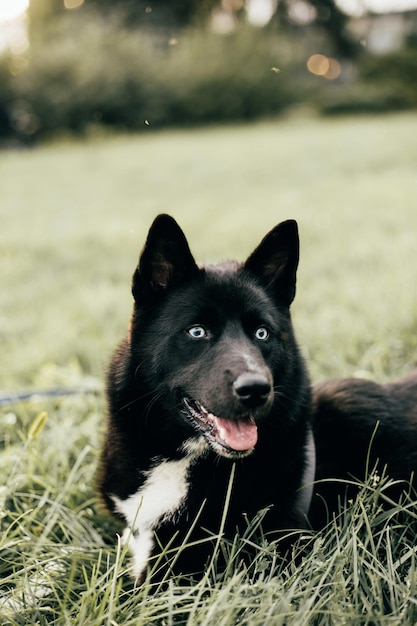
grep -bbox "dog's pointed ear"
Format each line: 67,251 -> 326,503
132,214 -> 199,303
244,219 -> 299,306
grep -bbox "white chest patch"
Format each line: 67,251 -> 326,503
112,441 -> 205,581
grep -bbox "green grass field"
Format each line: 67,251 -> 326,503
1,112 -> 417,624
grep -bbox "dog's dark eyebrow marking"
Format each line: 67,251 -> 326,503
243,307 -> 276,324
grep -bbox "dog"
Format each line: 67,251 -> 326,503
98,214 -> 417,582
98,214 -> 315,582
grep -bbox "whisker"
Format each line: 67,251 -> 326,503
119,389 -> 160,413
143,391 -> 164,423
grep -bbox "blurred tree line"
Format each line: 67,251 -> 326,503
27,0 -> 357,56
0,0 -> 416,143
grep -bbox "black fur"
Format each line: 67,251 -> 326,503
98,214 -> 417,581
311,370 -> 417,526
98,214 -> 312,579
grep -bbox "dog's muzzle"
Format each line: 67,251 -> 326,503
182,397 -> 258,457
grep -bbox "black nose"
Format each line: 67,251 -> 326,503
233,373 -> 272,409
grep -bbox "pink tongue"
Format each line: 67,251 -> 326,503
213,416 -> 258,451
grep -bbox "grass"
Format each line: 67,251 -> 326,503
1,112 -> 417,623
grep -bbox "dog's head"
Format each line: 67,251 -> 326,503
128,214 -> 301,459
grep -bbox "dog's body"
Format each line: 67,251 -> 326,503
98,214 -> 417,582
98,214 -> 314,581
311,370 -> 417,526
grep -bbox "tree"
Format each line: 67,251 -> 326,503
97,1 -> 221,28
271,0 -> 360,59
28,0 -> 65,40
28,0 -> 358,58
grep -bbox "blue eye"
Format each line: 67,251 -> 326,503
255,326 -> 269,341
187,325 -> 207,339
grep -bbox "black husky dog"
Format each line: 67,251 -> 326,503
98,214 -> 315,582
98,214 -> 417,582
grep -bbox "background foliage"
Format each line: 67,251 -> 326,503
1,1 -> 416,142
8,16 -> 303,140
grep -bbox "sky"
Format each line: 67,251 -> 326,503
337,0 -> 417,14
1,0 -> 417,24
0,0 -> 28,23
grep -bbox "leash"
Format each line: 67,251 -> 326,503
0,387 -> 102,406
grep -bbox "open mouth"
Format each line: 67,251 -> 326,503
182,397 -> 258,457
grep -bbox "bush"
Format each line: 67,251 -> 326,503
0,54 -> 15,137
360,46 -> 417,106
318,47 -> 417,116
6,12 -> 305,141
318,83 -> 412,116
6,11 -> 416,139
